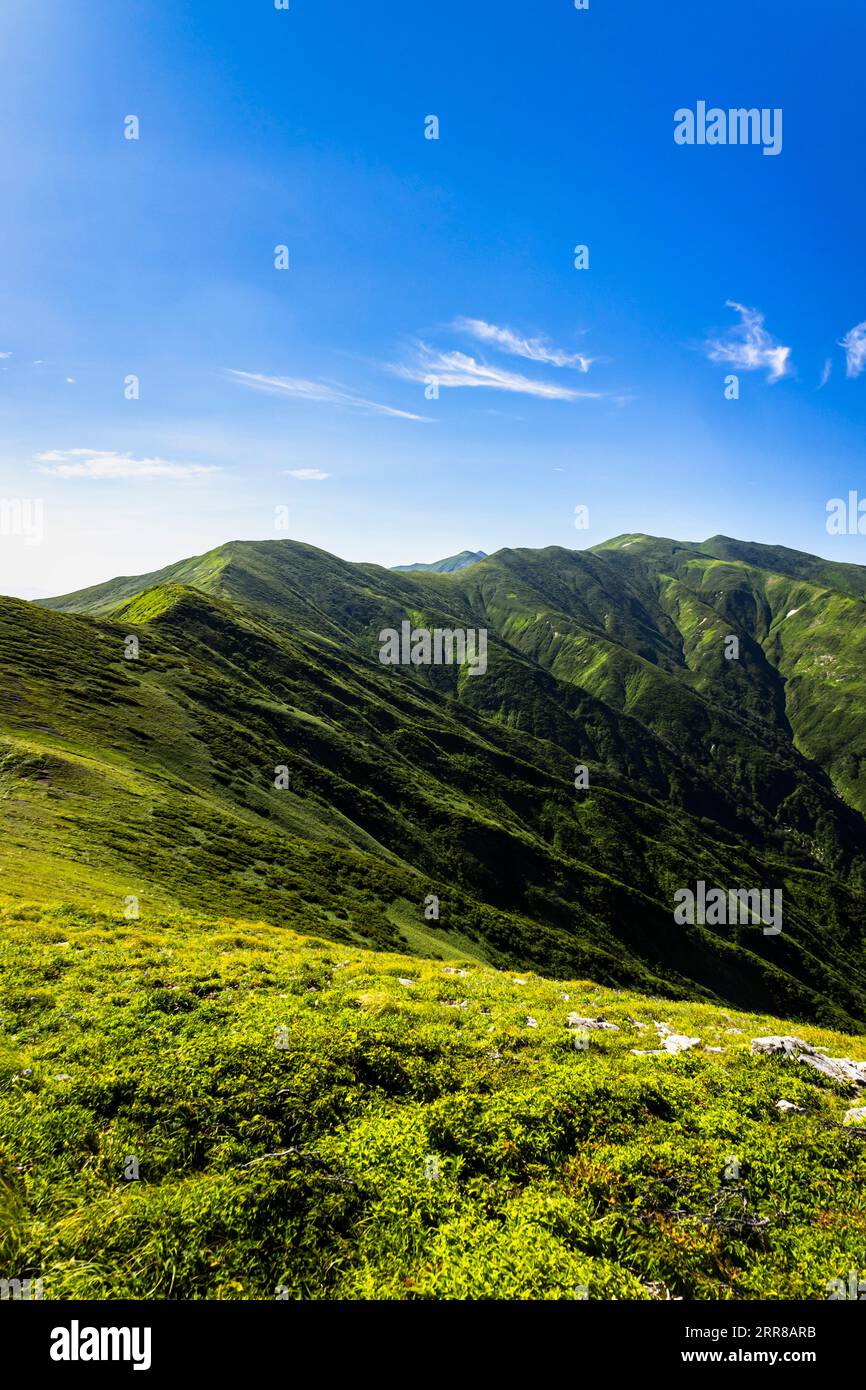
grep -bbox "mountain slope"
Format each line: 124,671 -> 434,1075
6,533 -> 866,1026
3,899 -> 864,1300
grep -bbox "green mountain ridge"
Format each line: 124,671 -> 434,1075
391,549 -> 488,573
2,532 -> 864,1028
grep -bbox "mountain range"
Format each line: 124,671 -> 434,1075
391,549 -> 488,573
2,532 -> 865,1028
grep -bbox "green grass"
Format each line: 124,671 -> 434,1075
4,541 -> 866,1023
5,532 -> 866,1300
1,898 -> 864,1300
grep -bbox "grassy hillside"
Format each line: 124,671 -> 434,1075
591,534 -> 866,815
13,535 -> 866,1025
4,532 -> 866,1302
1,898 -> 864,1300
0,589 -> 863,1023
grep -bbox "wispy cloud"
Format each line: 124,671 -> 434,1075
453,318 -> 595,372
0,351 -> 11,359
839,320 -> 866,378
394,345 -> 603,400
35,449 -> 218,480
284,468 -> 330,480
228,369 -> 429,421
819,358 -> 832,389
704,301 -> 792,382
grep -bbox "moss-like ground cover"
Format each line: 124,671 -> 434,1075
1,898 -> 864,1300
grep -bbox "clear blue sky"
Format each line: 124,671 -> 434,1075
2,0 -> 866,597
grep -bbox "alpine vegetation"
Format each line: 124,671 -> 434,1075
3,531 -> 866,1307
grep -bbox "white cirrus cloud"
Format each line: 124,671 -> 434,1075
839,320 -> 866,378
394,345 -> 603,400
35,449 -> 218,479
453,317 -> 595,372
704,301 -> 792,382
284,468 -> 330,480
819,358 -> 832,389
228,369 -> 430,422
0,351 -> 12,359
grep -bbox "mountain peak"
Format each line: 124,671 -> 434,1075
391,550 -> 488,574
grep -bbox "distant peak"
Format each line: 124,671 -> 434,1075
391,550 -> 488,574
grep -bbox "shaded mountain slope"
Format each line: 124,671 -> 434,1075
5,533 -> 865,1026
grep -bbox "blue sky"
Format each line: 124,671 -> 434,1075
2,0 -> 866,597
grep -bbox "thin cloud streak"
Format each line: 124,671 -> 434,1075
35,450 -> 218,480
453,318 -> 595,372
228,369 -> 430,421
394,345 -> 604,400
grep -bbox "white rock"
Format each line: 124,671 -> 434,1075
566,1014 -> 619,1031
662,1034 -> 701,1054
843,1106 -> 866,1125
751,1036 -> 866,1087
775,1099 -> 803,1113
526,1017 -> 538,1029
750,1035 -> 813,1058
800,1053 -> 866,1086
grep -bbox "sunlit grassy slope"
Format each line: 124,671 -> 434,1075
1,899 -> 864,1300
